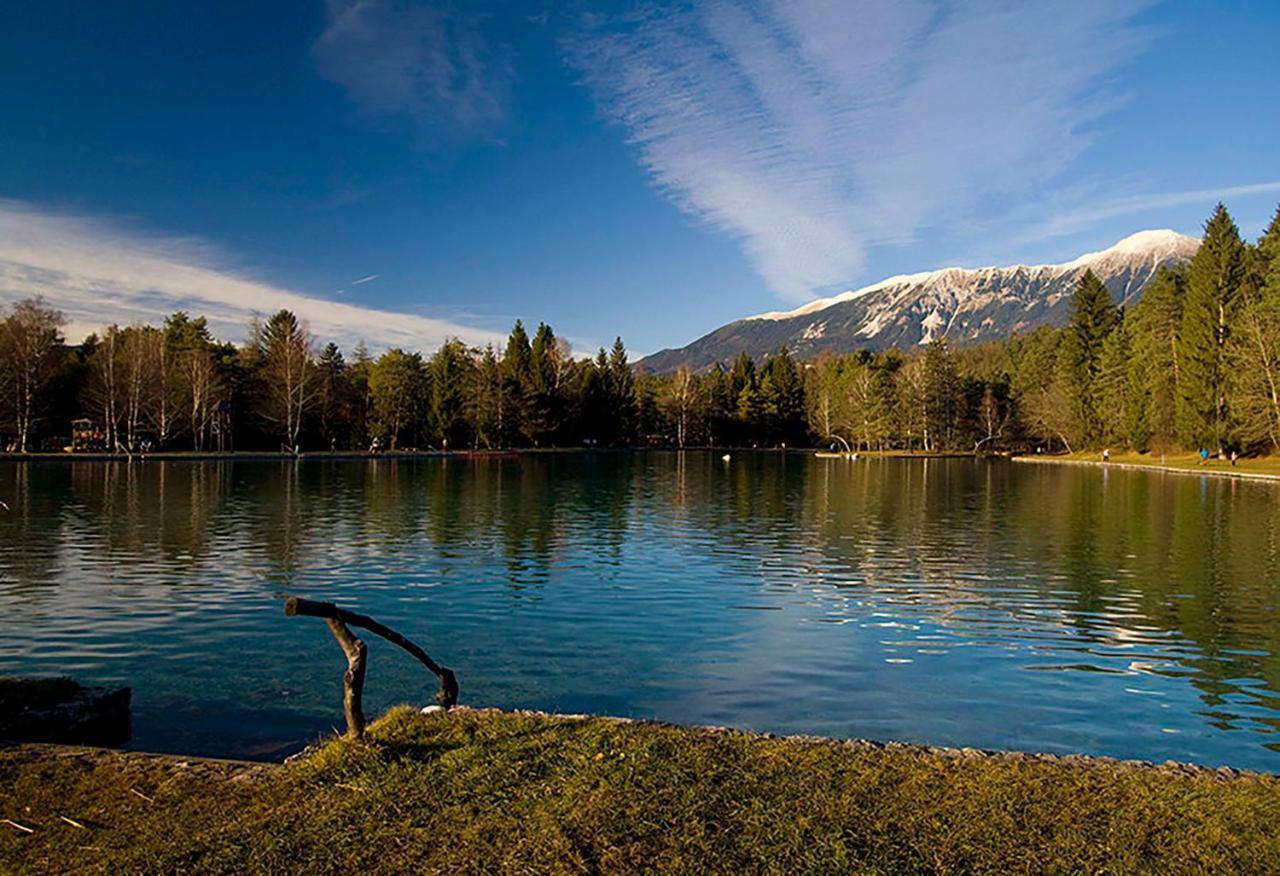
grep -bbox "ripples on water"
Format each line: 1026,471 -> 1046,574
1,454 -> 1278,769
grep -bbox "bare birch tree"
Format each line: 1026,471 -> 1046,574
88,324 -> 123,450
664,366 -> 700,447
0,298 -> 65,452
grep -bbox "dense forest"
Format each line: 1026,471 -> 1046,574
2,202 -> 1278,456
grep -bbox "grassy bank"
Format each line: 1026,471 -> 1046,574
1015,450 -> 1280,480
3,708 -> 1278,874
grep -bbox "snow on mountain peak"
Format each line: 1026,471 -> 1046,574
1065,229 -> 1199,268
747,230 -> 1200,323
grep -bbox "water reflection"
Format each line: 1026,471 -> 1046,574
0,454 -> 1277,767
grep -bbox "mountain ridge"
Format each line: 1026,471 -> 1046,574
639,230 -> 1199,373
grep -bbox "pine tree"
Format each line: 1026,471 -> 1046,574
921,339 -> 961,450
316,342 -> 348,449
1058,269 -> 1117,446
523,323 -> 561,445
1096,312 -> 1130,448
1177,203 -> 1246,452
428,338 -> 473,449
1245,204 -> 1280,295
467,345 -> 503,448
758,348 -> 805,445
1126,265 -> 1185,450
703,364 -> 732,446
606,337 -> 636,444
1226,205 -> 1280,452
501,321 -> 532,445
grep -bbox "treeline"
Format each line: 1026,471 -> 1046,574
0,310 -> 647,452
2,201 -> 1278,455
796,202 -> 1280,455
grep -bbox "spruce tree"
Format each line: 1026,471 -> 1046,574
606,337 -> 636,443
1058,269 -> 1117,446
1177,203 -> 1246,452
528,322 -> 563,445
501,321 -> 532,444
428,339 -> 473,448
1245,204 -> 1280,295
921,339 -> 961,450
1096,313 -> 1130,448
1224,206 -> 1280,452
316,342 -> 348,449
1127,265 -> 1186,450
758,348 -> 805,445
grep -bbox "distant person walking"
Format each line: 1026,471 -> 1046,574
1231,450 -> 1239,467
1102,448 -> 1110,463
1199,448 -> 1209,465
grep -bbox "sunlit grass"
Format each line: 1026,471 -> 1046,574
1043,450 -> 1280,477
3,707 -> 1278,874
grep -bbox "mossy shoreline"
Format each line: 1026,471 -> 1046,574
4,707 -> 1278,874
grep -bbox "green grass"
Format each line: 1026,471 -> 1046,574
3,707 -> 1278,874
1031,450 -> 1280,478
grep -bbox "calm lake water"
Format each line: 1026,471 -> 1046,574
2,453 -> 1278,769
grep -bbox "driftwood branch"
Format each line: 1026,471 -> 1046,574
284,597 -> 458,740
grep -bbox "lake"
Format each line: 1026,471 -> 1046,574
1,453 -> 1278,770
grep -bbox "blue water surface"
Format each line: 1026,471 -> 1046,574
1,453 -> 1278,769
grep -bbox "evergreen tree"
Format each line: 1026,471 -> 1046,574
728,353 -> 756,444
1058,269 -> 1118,446
500,321 -> 533,445
579,348 -> 611,444
1096,312 -> 1131,447
758,348 -> 806,445
528,322 -> 562,445
1177,203 -> 1246,452
1127,265 -> 1186,450
1226,206 -> 1280,451
428,338 -> 473,449
348,341 -> 374,449
703,364 -> 732,446
316,342 -> 348,450
368,348 -> 428,449
606,337 -> 636,444
468,345 -> 504,448
921,340 -> 962,450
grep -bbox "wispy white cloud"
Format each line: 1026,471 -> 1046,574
312,0 -> 510,138
566,0 -> 1155,301
0,200 -> 504,352
1022,180 -> 1280,242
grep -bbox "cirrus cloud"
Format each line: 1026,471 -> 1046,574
312,0 -> 512,140
566,0 -> 1156,301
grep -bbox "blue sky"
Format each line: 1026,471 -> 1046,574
2,1 -> 1278,356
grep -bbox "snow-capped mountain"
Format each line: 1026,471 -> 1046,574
638,230 -> 1199,373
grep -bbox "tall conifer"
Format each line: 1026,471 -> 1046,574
1177,204 -> 1246,451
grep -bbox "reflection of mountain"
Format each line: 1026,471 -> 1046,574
640,231 -> 1199,372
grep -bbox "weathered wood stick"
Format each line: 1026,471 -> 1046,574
324,616 -> 367,739
284,596 -> 459,713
